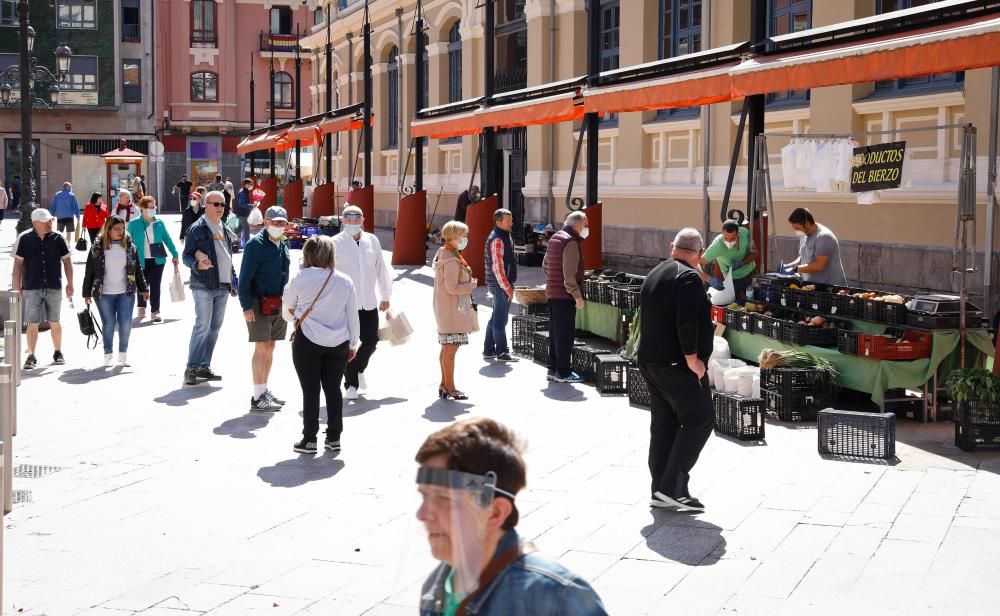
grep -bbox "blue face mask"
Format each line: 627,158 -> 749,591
456,237 -> 468,251
342,223 -> 362,236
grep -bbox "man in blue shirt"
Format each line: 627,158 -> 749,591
49,182 -> 81,244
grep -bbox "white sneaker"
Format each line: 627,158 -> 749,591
357,373 -> 368,391
137,308 -> 146,320
345,386 -> 359,400
103,353 -> 114,367
117,352 -> 129,367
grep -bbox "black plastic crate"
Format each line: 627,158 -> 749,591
532,331 -> 550,365
593,354 -> 629,394
818,409 -> 896,459
799,290 -> 832,313
610,285 -> 641,312
761,367 -> 833,396
516,252 -> 543,267
954,401 -> 1000,452
724,309 -> 754,333
519,303 -> 550,317
572,344 -> 605,380
778,320 -> 846,347
838,329 -> 859,355
863,299 -> 909,325
764,390 -> 826,422
751,313 -> 773,337
628,365 -> 650,407
512,315 -> 549,356
713,392 -> 766,441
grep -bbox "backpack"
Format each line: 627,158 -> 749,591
77,305 -> 102,350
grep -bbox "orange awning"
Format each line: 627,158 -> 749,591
270,128 -> 293,153
583,64 -> 738,115
318,113 -> 367,135
286,119 -> 323,144
411,109 -> 482,140
411,92 -> 582,140
236,131 -> 274,154
731,15 -> 1000,97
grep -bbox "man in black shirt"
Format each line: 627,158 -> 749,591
637,228 -> 714,512
174,174 -> 193,212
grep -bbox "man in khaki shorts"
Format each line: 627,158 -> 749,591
238,206 -> 291,411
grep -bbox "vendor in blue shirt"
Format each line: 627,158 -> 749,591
49,182 -> 81,244
700,220 -> 757,302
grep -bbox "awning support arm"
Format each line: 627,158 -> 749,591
721,98 -> 750,225
564,119 -> 588,212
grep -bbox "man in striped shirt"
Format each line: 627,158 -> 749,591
483,208 -> 518,362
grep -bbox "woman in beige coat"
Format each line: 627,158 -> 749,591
433,221 -> 478,400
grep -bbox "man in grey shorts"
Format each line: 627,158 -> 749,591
238,206 -> 291,411
12,208 -> 74,369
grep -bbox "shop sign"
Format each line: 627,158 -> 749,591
850,141 -> 906,192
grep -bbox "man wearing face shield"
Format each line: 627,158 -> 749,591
700,220 -> 757,302
778,207 -> 848,286
415,417 -> 607,616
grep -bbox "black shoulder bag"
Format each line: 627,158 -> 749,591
77,305 -> 102,350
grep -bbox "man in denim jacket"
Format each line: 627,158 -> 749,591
415,418 -> 607,616
182,190 -> 238,386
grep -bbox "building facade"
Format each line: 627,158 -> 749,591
155,0 -> 316,211
0,0 -> 156,208
304,0 -> 997,304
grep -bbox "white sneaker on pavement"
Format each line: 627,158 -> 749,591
358,373 -> 367,391
118,353 -> 129,367
345,386 -> 359,400
103,354 -> 114,367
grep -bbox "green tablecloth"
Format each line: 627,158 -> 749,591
576,301 -> 623,343
725,328 -> 994,406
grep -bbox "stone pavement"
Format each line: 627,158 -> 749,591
2,215 -> 1000,616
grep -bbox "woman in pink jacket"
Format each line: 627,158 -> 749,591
432,221 -> 478,400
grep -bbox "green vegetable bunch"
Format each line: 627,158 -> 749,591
945,368 -> 1000,405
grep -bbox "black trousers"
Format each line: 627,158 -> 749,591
547,299 -> 577,377
344,308 -> 379,389
638,362 -> 715,498
138,259 -> 165,312
87,228 -> 100,242
292,334 -> 350,441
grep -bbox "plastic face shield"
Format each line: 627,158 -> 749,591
415,467 -> 516,603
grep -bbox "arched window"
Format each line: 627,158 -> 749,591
447,21 -> 462,103
191,71 -> 218,102
386,46 -> 399,148
273,71 -> 293,109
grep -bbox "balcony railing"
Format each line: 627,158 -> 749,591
495,66 -> 528,94
121,23 -> 140,42
260,32 -> 303,53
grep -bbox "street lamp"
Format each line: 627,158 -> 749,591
0,1 -> 73,233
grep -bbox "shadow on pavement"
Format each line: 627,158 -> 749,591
641,512 -> 726,566
541,382 -> 587,402
257,457 -> 345,487
133,318 -> 183,328
393,269 -> 435,288
478,363 -> 513,378
213,412 -> 273,439
59,366 -> 124,384
423,398 -> 473,422
344,396 -> 407,417
153,386 -> 221,406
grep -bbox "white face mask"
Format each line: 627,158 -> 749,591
342,223 -> 362,237
580,227 -> 590,240
794,230 -> 807,238
456,237 -> 469,250
189,199 -> 199,209
144,208 -> 156,219
266,226 -> 284,239
724,240 -> 737,249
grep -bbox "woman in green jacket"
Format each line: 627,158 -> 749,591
127,196 -> 180,323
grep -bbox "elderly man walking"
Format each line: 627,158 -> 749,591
239,206 -> 291,411
182,190 -> 238,386
542,211 -> 589,383
49,182 -> 81,244
333,205 -> 393,400
639,228 -> 714,513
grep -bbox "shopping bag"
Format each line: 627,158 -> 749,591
708,269 -> 736,306
386,310 -> 413,346
75,235 -> 88,251
247,206 -> 264,226
377,312 -> 392,342
226,214 -> 241,232
169,269 -> 186,302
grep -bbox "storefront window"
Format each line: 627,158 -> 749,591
768,0 -> 811,105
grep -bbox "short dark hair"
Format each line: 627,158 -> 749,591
722,221 -> 739,233
243,178 -> 254,185
788,208 -> 814,225
351,180 -> 362,188
493,208 -> 512,224
416,418 -> 527,530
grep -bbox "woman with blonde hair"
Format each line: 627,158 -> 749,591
432,220 -> 478,400
282,235 -> 359,455
128,196 -> 180,322
82,215 -> 148,367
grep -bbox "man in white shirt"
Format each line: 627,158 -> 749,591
333,205 -> 393,399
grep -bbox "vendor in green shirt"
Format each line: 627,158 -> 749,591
700,221 -> 757,301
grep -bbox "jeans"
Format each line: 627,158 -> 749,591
547,299 -> 577,377
483,285 -> 511,355
344,308 -> 379,389
186,285 -> 230,370
292,333 -> 350,441
238,216 -> 251,248
138,259 -> 165,312
95,293 -> 135,354
638,362 -> 715,499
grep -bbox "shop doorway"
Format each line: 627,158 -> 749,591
496,127 -> 526,243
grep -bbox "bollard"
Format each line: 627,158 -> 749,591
0,365 -> 12,514
4,321 -> 15,438
9,293 -> 21,387
0,440 -> 4,607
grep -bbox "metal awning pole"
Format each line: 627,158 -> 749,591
985,67 -> 999,320
585,0 -> 600,207
363,1 -> 372,186
415,0 -> 425,193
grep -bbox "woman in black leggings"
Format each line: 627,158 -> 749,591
82,192 -> 108,243
282,236 -> 360,455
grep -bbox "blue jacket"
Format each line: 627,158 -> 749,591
49,189 -> 80,219
182,217 -> 237,289
237,230 -> 290,311
420,529 -> 607,616
127,216 -> 180,265
235,188 -> 253,217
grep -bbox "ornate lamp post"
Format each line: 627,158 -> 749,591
0,1 -> 73,233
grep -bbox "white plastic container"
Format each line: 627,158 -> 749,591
737,370 -> 755,397
723,368 -> 742,393
752,375 -> 761,399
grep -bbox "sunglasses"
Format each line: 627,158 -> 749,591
207,201 -> 225,206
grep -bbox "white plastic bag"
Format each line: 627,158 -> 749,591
382,310 -> 413,346
169,269 -> 186,302
247,206 -> 264,226
708,269 -> 736,306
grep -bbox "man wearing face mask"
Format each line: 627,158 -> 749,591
180,192 -> 204,240
700,220 -> 757,302
239,206 -> 291,411
542,211 -> 589,384
779,207 -> 848,286
333,205 -> 393,400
